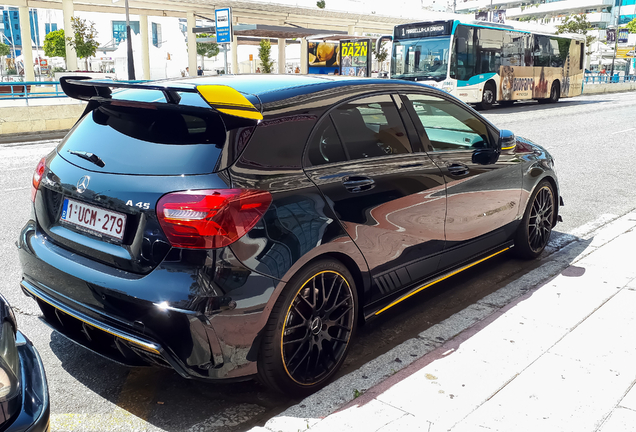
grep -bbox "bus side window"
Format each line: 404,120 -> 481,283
534,35 -> 551,67
453,25 -> 475,81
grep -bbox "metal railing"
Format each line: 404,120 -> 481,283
0,81 -> 66,101
0,80 -> 150,103
584,74 -> 636,84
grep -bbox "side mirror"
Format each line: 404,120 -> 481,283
472,148 -> 499,165
499,130 -> 516,150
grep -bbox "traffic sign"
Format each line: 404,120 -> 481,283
215,8 -> 232,44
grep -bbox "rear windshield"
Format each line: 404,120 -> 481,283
57,105 -> 228,175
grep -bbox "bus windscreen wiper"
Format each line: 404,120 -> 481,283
68,150 -> 105,168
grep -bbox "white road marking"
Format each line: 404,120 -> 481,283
610,128 -> 636,135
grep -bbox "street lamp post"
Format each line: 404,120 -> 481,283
124,0 -> 135,80
113,0 -> 135,80
610,0 -> 623,79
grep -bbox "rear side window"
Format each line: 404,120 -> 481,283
58,105 -> 229,175
330,94 -> 411,160
306,117 -> 347,166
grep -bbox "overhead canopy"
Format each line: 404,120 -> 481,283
194,24 -> 349,39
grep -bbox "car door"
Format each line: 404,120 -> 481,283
303,93 -> 446,306
401,92 -> 522,269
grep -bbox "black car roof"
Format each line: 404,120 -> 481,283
175,74 -> 433,101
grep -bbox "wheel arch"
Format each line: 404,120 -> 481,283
524,174 -> 560,228
321,251 -> 367,324
485,78 -> 497,100
540,175 -> 560,227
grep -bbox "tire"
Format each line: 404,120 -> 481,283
477,82 -> 496,110
538,82 -> 560,104
257,259 -> 358,395
513,180 -> 556,259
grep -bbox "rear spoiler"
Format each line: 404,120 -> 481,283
59,76 -> 263,120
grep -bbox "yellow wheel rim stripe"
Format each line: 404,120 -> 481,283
280,270 -> 352,386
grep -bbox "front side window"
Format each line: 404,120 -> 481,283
404,94 -> 491,151
330,95 -> 411,160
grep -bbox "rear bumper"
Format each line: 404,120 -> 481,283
18,221 -> 279,381
6,331 -> 50,432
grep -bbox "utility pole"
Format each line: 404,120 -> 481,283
610,0 -> 623,79
124,0 -> 135,80
113,0 -> 135,80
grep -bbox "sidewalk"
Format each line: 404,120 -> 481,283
253,210 -> 636,432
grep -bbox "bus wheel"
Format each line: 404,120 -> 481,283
539,82 -> 560,104
477,82 -> 495,110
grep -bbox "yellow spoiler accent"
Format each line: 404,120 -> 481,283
197,85 -> 263,120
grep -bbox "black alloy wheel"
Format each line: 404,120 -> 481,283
477,82 -> 496,110
514,180 -> 555,259
258,260 -> 357,395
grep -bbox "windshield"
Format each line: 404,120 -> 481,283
391,36 -> 450,81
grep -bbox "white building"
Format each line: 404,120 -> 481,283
454,0 -> 628,29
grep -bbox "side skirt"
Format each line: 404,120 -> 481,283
364,241 -> 514,320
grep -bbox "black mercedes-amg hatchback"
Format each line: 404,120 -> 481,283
18,75 -> 560,395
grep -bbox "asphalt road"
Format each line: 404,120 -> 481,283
1,91 -> 635,432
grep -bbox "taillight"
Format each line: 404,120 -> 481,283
31,157 -> 46,202
156,189 -> 272,249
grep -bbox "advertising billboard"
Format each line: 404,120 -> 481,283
618,29 -> 629,44
308,41 -> 340,74
340,39 -> 371,77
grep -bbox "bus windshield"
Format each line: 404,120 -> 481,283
391,36 -> 450,81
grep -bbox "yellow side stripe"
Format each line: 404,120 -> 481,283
375,247 -> 511,316
22,283 -> 161,355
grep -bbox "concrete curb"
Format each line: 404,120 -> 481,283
0,130 -> 69,145
253,209 -> 636,432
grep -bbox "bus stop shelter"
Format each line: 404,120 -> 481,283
2,0 -> 412,80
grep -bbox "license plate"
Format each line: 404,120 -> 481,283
60,198 -> 127,241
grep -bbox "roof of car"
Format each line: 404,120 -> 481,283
174,74 -> 430,100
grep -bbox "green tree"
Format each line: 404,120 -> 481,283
66,17 -> 99,71
0,43 -> 9,57
373,40 -> 388,71
0,43 -> 9,77
624,18 -> 636,34
555,14 -> 595,55
196,33 -> 219,69
258,39 -> 274,73
316,0 -> 326,9
43,29 -> 66,58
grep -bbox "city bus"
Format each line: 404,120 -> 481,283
389,19 -> 585,109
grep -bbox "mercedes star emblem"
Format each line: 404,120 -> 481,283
76,175 -> 90,193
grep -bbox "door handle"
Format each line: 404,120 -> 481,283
446,163 -> 470,176
342,176 -> 375,193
